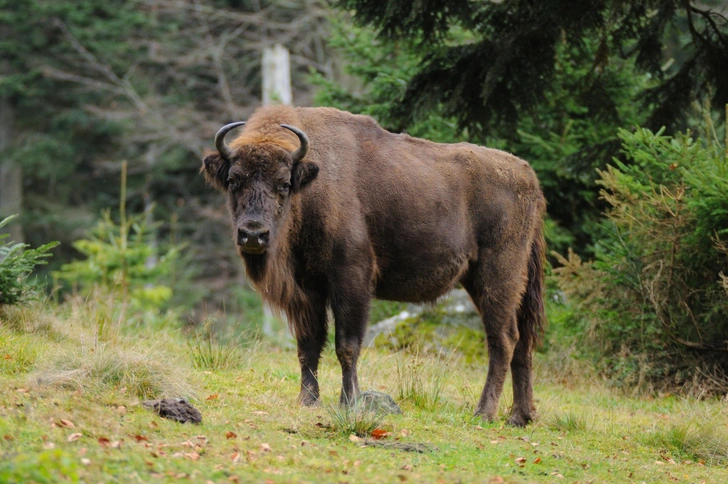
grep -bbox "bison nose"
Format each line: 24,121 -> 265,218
237,226 -> 270,250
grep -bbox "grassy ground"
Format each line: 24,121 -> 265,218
1,301 -> 727,483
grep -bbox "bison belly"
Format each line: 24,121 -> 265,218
371,237 -> 473,303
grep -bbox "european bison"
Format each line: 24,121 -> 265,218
202,105 -> 546,426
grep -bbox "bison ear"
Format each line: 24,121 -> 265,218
201,152 -> 230,191
291,161 -> 319,192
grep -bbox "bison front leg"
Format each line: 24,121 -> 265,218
294,298 -> 328,406
330,267 -> 371,405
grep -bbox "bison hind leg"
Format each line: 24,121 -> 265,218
461,246 -> 533,425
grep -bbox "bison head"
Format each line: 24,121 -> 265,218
202,122 -> 319,255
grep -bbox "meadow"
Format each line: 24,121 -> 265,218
1,298 -> 727,483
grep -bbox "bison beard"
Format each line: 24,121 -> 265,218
202,105 -> 547,426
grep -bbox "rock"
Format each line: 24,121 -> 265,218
356,391 -> 401,415
142,398 -> 202,424
363,311 -> 413,347
364,289 -> 481,348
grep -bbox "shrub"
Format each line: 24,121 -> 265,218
54,162 -> 180,327
554,127 -> 728,393
0,215 -> 59,306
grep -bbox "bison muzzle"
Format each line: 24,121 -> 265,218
202,105 -> 547,426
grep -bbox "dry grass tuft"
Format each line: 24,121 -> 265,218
31,341 -> 195,400
646,420 -> 728,464
0,300 -> 62,337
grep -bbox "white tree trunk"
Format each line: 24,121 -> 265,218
262,44 -> 293,106
0,96 -> 23,243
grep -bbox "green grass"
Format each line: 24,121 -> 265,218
322,400 -> 386,437
2,300 -> 728,483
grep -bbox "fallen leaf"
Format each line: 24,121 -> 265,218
67,433 -> 82,442
329,450 -> 339,457
533,457 -> 541,464
206,394 -> 219,400
59,419 -> 75,429
3,435 -> 14,441
400,429 -> 410,437
4,354 -> 11,360
132,434 -> 148,442
98,437 -> 111,448
80,458 -> 90,466
515,457 -> 526,464
370,429 -> 391,440
226,431 -> 237,440
489,478 -> 505,484
260,443 -> 272,452
401,464 -> 413,471
42,442 -> 55,450
184,452 -> 200,461
252,411 -> 268,415
230,451 -> 240,463
349,434 -> 361,442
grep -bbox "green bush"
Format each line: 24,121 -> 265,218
0,215 -> 59,306
554,127 -> 728,393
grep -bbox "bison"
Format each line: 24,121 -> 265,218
202,105 -> 546,426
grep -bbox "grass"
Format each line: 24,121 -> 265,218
395,350 -> 450,411
2,300 -> 728,483
547,411 -> 591,433
186,315 -> 256,371
322,400 -> 386,437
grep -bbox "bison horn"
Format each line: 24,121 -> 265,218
280,124 -> 309,163
214,122 -> 246,160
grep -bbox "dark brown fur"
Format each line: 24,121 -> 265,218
202,105 -> 547,425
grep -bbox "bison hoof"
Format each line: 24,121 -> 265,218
473,410 -> 498,423
506,413 -> 533,427
297,392 -> 319,407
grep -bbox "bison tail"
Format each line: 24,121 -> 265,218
517,219 -> 547,348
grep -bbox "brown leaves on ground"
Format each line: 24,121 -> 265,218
370,429 -> 391,440
98,437 -> 122,449
58,419 -> 75,428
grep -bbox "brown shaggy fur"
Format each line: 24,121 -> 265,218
202,105 -> 547,426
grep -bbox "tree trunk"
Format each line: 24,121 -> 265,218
262,44 -> 293,106
0,96 -> 23,243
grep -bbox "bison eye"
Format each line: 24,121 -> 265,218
279,182 -> 291,193
228,178 -> 238,190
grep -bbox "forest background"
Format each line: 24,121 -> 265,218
2,0 -> 728,394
